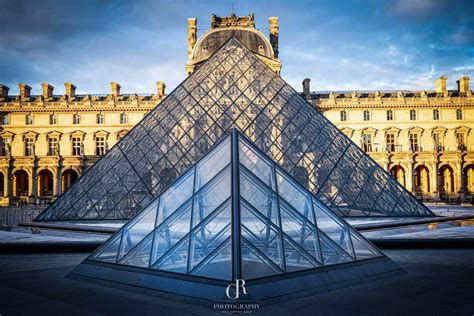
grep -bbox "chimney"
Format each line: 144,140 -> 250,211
42,82 -> 54,99
269,17 -> 279,58
302,78 -> 311,97
435,76 -> 447,93
18,83 -> 32,99
187,18 -> 197,59
110,82 -> 121,97
64,82 -> 76,98
156,81 -> 166,99
0,84 -> 9,100
457,76 -> 470,94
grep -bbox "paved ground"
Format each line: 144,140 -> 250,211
0,249 -> 473,315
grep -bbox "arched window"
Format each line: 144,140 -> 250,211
340,110 -> 347,121
73,113 -> 81,124
410,109 -> 417,120
49,113 -> 57,125
456,108 -> 463,120
97,113 -> 104,124
25,113 -> 33,125
386,110 -> 393,121
433,109 -> 440,120
363,110 -> 370,121
120,113 -> 128,124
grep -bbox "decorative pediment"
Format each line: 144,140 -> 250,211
116,129 -> 129,140
407,126 -> 424,135
455,126 -> 471,135
94,130 -> 110,139
22,130 -> 39,141
69,130 -> 86,140
46,130 -> 62,140
431,126 -> 448,136
1,131 -> 15,140
384,126 -> 401,136
339,127 -> 354,138
360,127 -> 378,136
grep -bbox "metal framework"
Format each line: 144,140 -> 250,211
36,38 -> 434,221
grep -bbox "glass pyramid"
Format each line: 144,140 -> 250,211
82,131 -> 383,281
36,38 -> 433,221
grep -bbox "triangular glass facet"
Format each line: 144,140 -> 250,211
37,38 -> 432,222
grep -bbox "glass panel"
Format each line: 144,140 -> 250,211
319,232 -> 353,265
276,170 -> 314,223
312,198 -> 354,258
150,200 -> 192,266
119,233 -> 153,268
350,231 -> 381,259
195,135 -> 231,190
192,166 -> 231,227
279,200 -> 322,264
239,138 -> 275,190
157,169 -> 194,224
283,235 -> 321,272
240,201 -> 284,270
90,234 -> 121,263
118,199 -> 159,260
153,238 -> 189,273
241,238 -> 283,280
190,237 -> 232,280
239,169 -> 279,226
189,200 -> 232,271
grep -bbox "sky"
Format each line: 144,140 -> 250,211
1,0 -> 473,95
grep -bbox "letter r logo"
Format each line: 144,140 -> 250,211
225,279 -> 248,300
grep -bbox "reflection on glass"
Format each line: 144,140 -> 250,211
239,138 -> 275,190
195,136 -> 231,190
276,170 -> 314,223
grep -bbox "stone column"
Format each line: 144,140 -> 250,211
29,168 -> 36,202
457,160 -> 463,197
407,160 -> 414,193
54,167 -> 62,197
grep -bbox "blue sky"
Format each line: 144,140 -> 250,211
1,0 -> 473,95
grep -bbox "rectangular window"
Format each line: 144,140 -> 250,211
433,109 -> 440,120
95,137 -> 106,155
362,134 -> 372,152
1,114 -> 10,125
410,109 -> 416,120
456,108 -> 463,120
48,138 -> 58,156
0,138 -> 10,156
456,133 -> 466,151
26,114 -> 33,125
49,114 -> 57,125
25,138 -> 34,156
97,113 -> 104,124
387,110 -> 393,121
72,137 -> 82,156
409,133 -> 419,152
120,113 -> 128,124
386,133 -> 395,152
363,110 -> 370,121
73,113 -> 80,125
433,133 -> 442,151
340,111 -> 347,121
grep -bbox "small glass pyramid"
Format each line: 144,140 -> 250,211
36,38 -> 433,221
84,130 -> 383,281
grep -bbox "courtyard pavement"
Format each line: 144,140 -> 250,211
0,249 -> 473,315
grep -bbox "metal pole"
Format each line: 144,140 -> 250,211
231,129 -> 242,280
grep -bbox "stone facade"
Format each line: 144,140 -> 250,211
0,81 -> 165,206
304,77 -> 474,202
185,13 -> 282,75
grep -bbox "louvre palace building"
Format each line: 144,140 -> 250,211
0,12 -> 473,207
